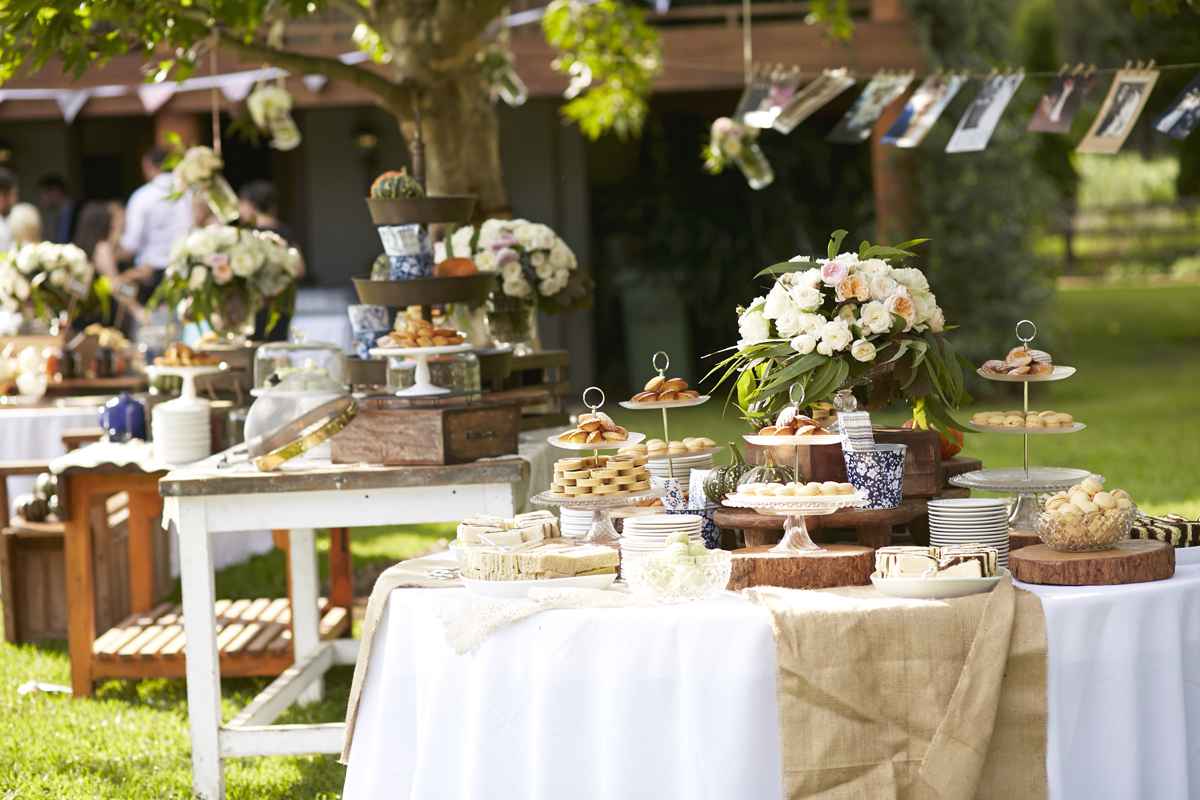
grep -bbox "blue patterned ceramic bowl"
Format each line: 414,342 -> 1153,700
843,443 -> 907,509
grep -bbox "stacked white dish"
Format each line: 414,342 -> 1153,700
152,397 -> 212,465
927,498 -> 1010,568
620,513 -> 703,554
559,507 -> 595,538
647,453 -> 714,492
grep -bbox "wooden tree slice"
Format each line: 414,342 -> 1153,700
727,545 -> 874,591
1009,540 -> 1174,586
1008,529 -> 1041,552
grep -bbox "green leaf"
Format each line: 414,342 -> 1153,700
891,237 -> 930,252
755,261 -> 811,278
751,352 -> 827,399
861,244 -> 921,260
827,229 -> 848,259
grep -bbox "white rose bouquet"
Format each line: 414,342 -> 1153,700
710,230 -> 968,429
0,242 -> 110,323
443,218 -> 590,312
150,225 -> 301,337
171,145 -> 240,223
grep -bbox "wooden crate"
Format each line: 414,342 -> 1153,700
332,395 -> 521,465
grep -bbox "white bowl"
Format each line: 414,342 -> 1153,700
871,568 -> 1009,599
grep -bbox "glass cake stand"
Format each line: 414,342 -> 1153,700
949,467 -> 1101,531
722,493 -> 869,552
530,489 -> 661,546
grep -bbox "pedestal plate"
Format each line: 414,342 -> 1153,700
617,351 -> 713,481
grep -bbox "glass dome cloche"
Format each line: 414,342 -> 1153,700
253,332 -> 348,394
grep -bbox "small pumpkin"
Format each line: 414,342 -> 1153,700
736,450 -> 796,488
704,442 -> 752,503
15,493 -> 50,523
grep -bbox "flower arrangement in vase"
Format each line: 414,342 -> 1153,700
246,84 -> 301,151
443,219 -> 590,353
172,146 -> 239,223
704,117 -> 775,190
0,242 -> 110,325
709,230 -> 969,431
150,225 -> 301,340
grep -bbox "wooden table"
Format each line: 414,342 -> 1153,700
160,454 -> 529,800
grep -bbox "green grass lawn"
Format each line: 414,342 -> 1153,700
1,284 -> 1197,798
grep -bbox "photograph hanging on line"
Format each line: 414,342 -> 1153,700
735,65 -> 803,129
945,72 -> 1025,153
882,73 -> 967,148
827,72 -> 914,144
1154,72 -> 1200,140
1077,68 -> 1159,154
1027,70 -> 1096,133
772,68 -> 856,134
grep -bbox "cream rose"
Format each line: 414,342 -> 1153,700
188,266 -> 208,291
819,318 -> 853,352
859,300 -> 892,335
790,285 -> 824,310
850,339 -> 877,362
835,274 -> 870,303
868,272 -> 898,301
885,288 -> 917,331
790,334 -> 817,354
737,300 -> 771,347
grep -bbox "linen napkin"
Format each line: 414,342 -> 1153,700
746,577 -> 1047,799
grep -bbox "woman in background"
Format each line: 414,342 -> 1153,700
74,200 -> 143,327
8,202 -> 42,246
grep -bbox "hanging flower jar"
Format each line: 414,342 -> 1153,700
704,117 -> 775,190
247,84 -> 302,151
174,146 -> 240,223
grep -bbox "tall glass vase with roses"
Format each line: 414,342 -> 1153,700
149,226 -> 301,343
444,218 -> 591,355
707,230 -> 969,435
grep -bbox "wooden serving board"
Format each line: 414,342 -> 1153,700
1009,540 -> 1174,586
727,544 -> 874,591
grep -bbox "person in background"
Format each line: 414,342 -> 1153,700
239,180 -> 305,341
119,146 -> 192,302
8,203 -> 42,246
37,173 -> 76,243
75,200 -> 142,328
0,168 -> 20,252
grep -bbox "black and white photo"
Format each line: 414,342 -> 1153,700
1078,68 -> 1159,154
882,73 -> 966,148
945,72 -> 1024,153
827,72 -> 914,144
1155,73 -> 1200,140
1028,71 -> 1095,133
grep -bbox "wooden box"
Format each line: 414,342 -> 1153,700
747,427 -> 943,498
331,396 -> 521,466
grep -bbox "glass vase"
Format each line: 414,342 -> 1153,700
209,294 -> 261,343
487,291 -> 540,356
205,175 -> 241,224
734,141 -> 774,190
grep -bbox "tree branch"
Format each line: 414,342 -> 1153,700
214,28 -> 410,114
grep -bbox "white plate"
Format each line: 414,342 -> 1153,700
370,343 -> 473,358
463,573 -> 617,598
967,422 -> 1086,435
976,365 -> 1076,383
626,513 -> 702,525
742,434 -> 843,447
618,395 -> 711,410
646,449 -> 720,461
871,568 -> 1009,599
928,499 -> 1009,510
549,431 -> 646,451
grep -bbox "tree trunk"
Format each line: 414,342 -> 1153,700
418,69 -> 511,218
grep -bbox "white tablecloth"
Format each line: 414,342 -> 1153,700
0,404 -> 101,516
345,552 -> 1200,800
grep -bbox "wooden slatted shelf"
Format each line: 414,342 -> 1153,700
91,598 -> 350,680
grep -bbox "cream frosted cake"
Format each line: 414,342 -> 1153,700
875,544 -> 997,579
461,540 -> 619,581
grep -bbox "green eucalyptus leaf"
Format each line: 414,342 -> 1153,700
827,229 -> 848,259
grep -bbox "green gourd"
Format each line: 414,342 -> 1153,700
369,169 -> 424,199
704,442 -> 752,502
736,450 -> 796,487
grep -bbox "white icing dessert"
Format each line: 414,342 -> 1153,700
456,510 -> 560,546
461,540 -> 619,581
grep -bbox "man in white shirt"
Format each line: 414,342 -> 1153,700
0,168 -> 20,252
120,147 -> 192,299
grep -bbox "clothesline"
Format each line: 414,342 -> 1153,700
667,59 -> 1200,82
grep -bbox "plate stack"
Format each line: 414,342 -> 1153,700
151,398 -> 212,466
927,498 -> 1011,568
620,513 -> 704,571
647,453 -> 715,493
559,508 -> 594,538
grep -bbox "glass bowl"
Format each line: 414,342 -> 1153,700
1036,505 -> 1137,552
623,549 -> 732,603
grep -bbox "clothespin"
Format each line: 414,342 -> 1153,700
1058,63 -> 1069,76
1146,59 -> 1157,71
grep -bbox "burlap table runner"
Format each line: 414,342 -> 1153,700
746,577 -> 1047,800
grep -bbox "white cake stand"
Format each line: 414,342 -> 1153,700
616,352 -> 711,480
145,364 -> 225,401
370,343 -> 472,396
531,488 -> 661,545
722,493 -> 868,552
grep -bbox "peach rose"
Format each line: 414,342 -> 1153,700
835,273 -> 869,303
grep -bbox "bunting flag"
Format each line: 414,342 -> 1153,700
302,74 -> 329,93
882,73 -> 966,148
218,74 -> 258,103
945,71 -> 1024,154
137,83 -> 177,113
1153,73 -> 1200,140
1077,67 -> 1159,154
55,89 -> 90,124
827,71 -> 913,144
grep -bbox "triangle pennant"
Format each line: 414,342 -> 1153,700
219,75 -> 258,103
137,83 -> 177,114
302,74 -> 329,93
55,90 -> 90,124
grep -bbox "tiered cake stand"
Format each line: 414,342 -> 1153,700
538,387 -> 655,545
952,320 -> 1097,531
617,351 -> 714,480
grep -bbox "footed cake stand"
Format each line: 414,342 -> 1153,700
617,351 -> 711,479
145,364 -> 225,401
722,493 -> 869,552
370,343 -> 472,396
531,489 -> 660,545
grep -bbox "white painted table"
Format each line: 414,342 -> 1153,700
160,455 -> 528,800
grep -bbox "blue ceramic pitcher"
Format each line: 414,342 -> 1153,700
99,393 -> 146,442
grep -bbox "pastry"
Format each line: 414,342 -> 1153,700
376,307 -> 465,348
628,375 -> 702,404
455,510 -> 559,546
461,540 -> 619,581
556,411 -> 629,445
156,343 -> 221,367
971,409 -> 1080,431
732,481 -> 858,498
756,406 -> 826,438
875,544 -> 997,579
980,345 -> 1055,377
1040,480 -> 1135,550
550,455 -> 650,498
